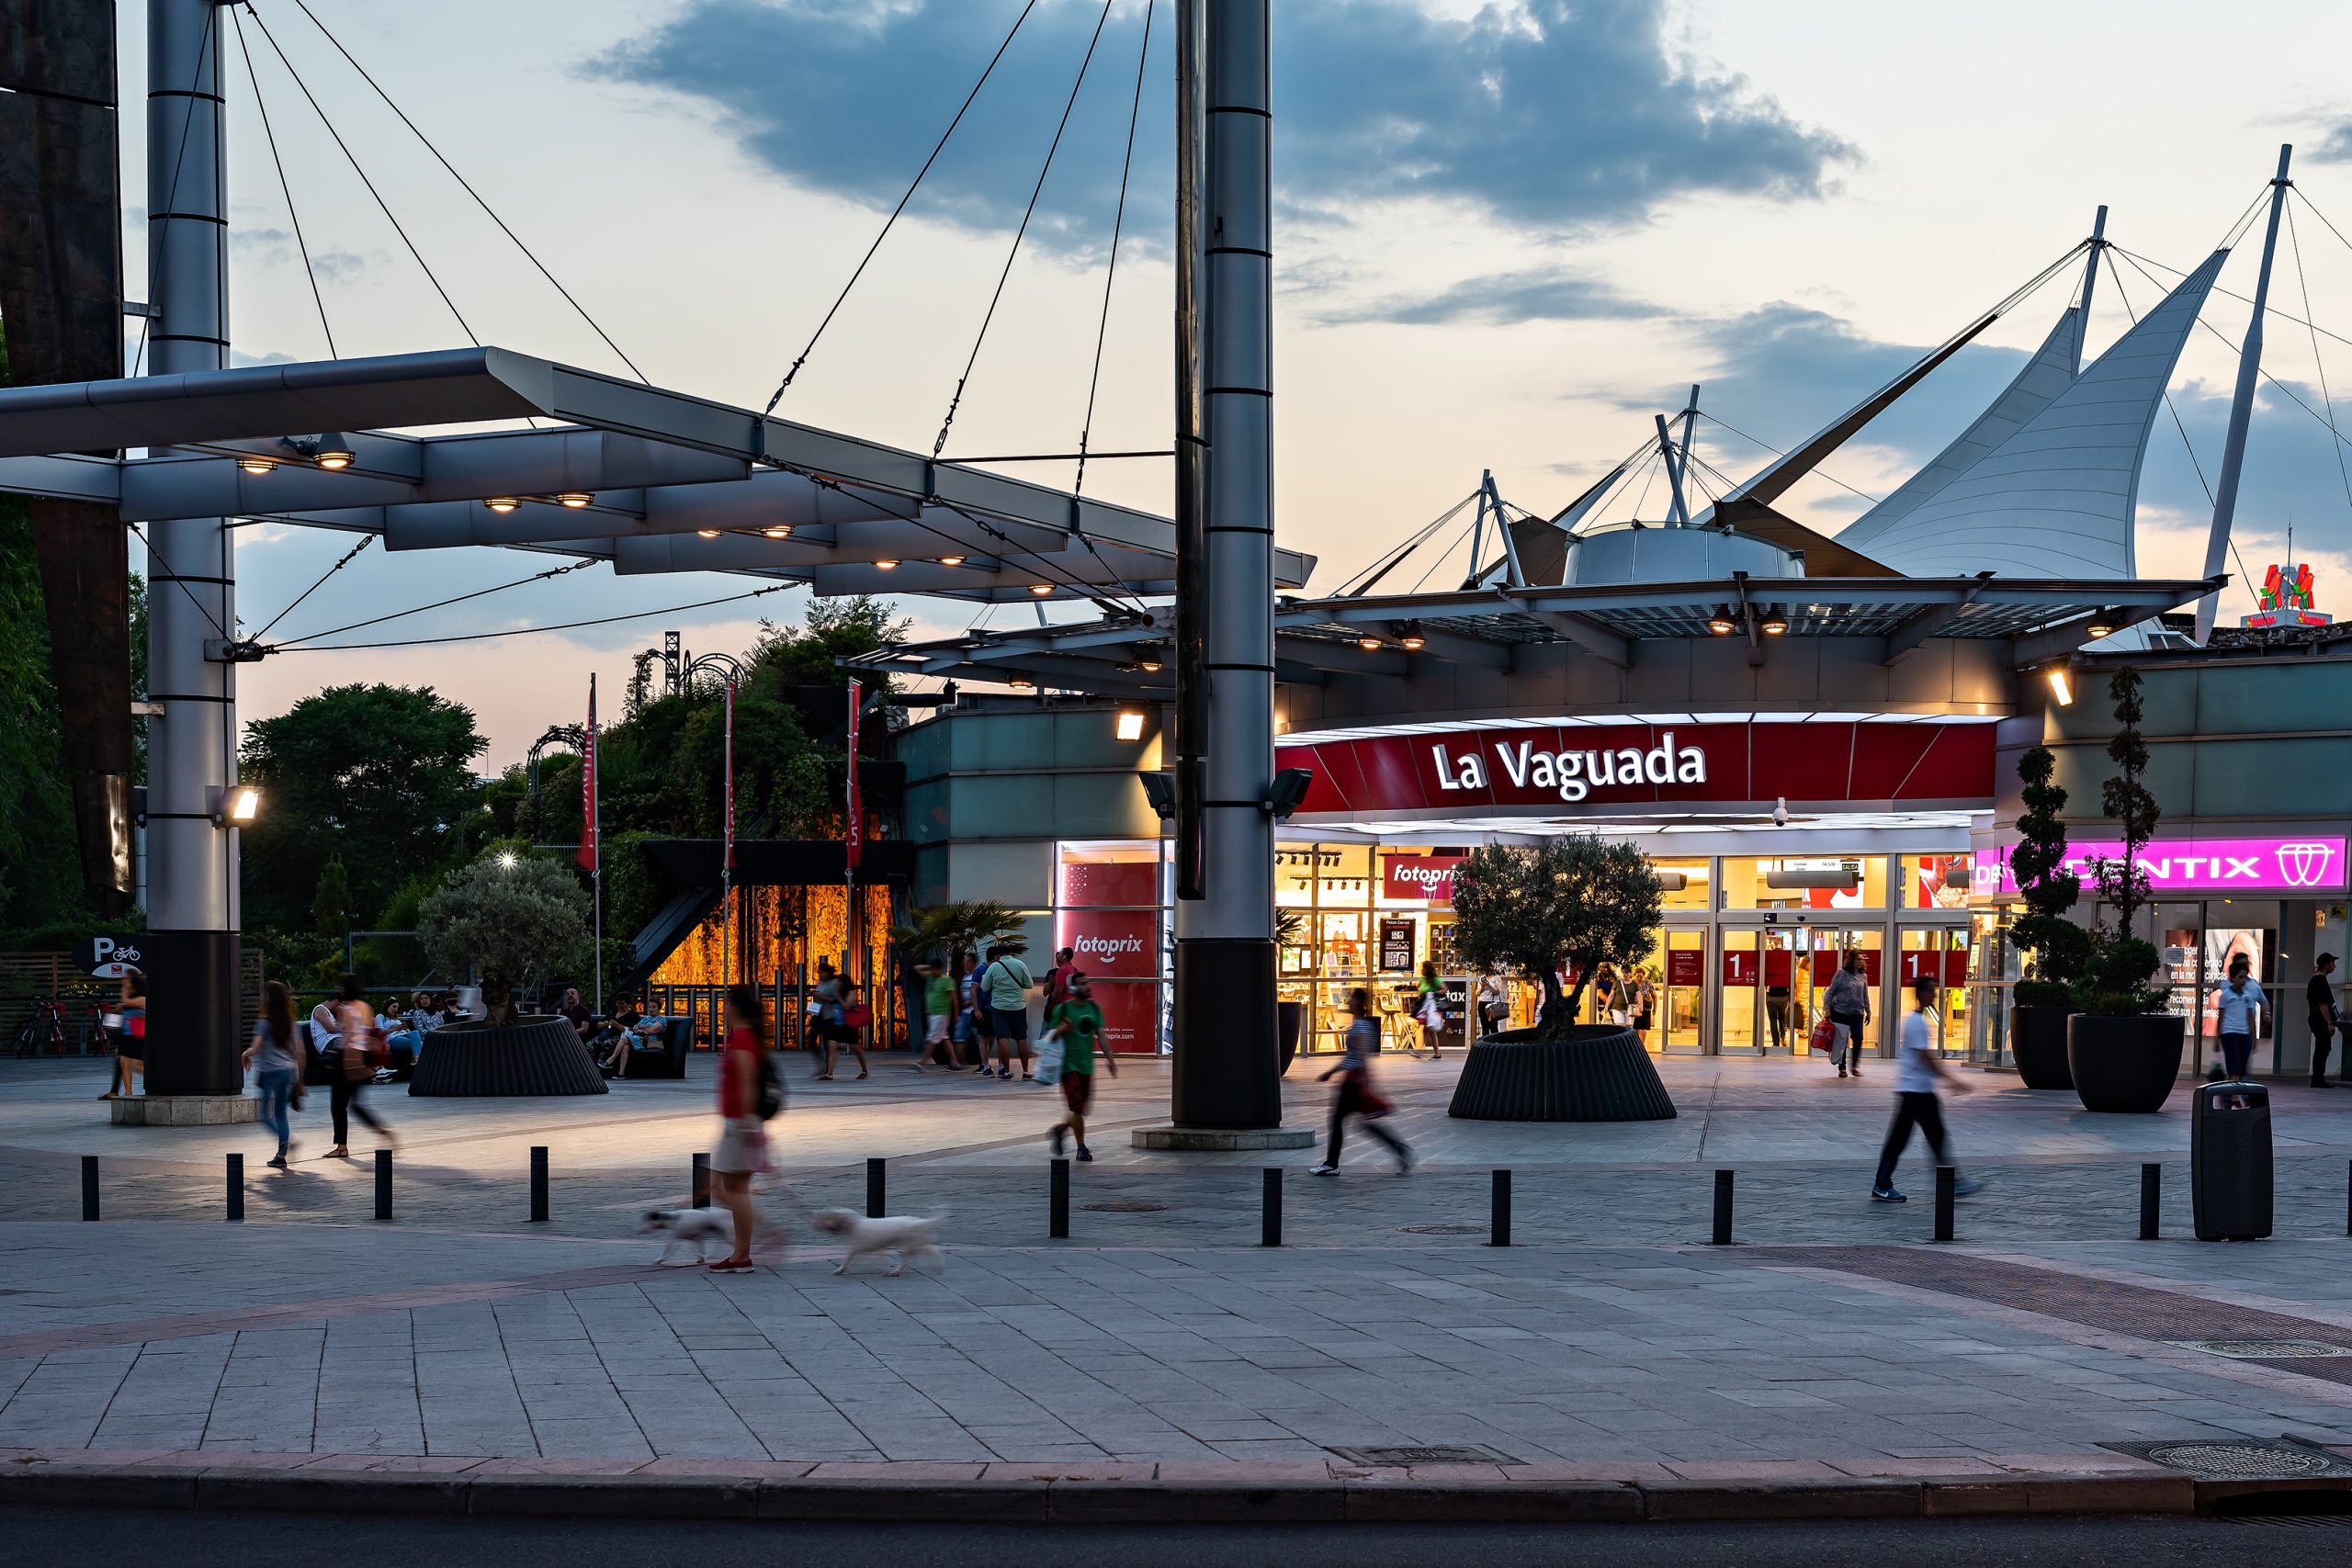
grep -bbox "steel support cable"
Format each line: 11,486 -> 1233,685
805,473 -> 1138,617
242,5 -> 480,347
1334,491 -> 1479,596
2287,197 -> 2352,508
126,524 -> 229,639
2115,243 -> 2352,353
279,0 -> 648,384
271,582 -> 793,655
1073,0 -> 1155,498
231,9 -> 335,357
270,558 -> 598,649
1567,433 -> 1677,534
130,17 -> 220,379
761,0 -> 1044,415
929,0 -> 1120,461
249,533 -> 371,639
1692,414 -> 1886,507
2107,263 -> 2258,594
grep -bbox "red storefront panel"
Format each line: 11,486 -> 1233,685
1666,949 -> 1704,987
1722,949 -> 1760,987
1089,981 -> 1159,1054
1059,860 -> 1158,908
1053,907 -> 1157,983
1383,853 -> 1465,903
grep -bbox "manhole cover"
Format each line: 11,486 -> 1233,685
1327,1444 -> 1521,1466
1080,1201 -> 1168,1213
1398,1224 -> 1485,1235
2171,1340 -> 2352,1360
2106,1438 -> 2352,1479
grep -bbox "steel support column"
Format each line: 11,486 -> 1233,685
1170,0 -> 1279,1130
141,0 -> 241,1095
2195,146 -> 2291,644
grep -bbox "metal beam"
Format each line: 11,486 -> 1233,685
1498,592 -> 1632,666
0,452 -> 119,502
2008,608 -> 2160,666
1273,634 -> 1407,678
1883,570 -> 1996,665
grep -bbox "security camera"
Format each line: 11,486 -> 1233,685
1771,796 -> 1790,828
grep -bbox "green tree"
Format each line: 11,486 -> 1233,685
311,855 -> 352,940
2076,666 -> 2168,1016
239,683 -> 489,931
2010,745 -> 2090,1008
417,853 -> 592,1025
0,491 -> 83,929
747,596 -> 909,691
1450,838 -> 1664,1039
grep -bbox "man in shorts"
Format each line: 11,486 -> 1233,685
979,943 -> 1035,1081
1045,972 -> 1117,1160
919,962 -> 958,1070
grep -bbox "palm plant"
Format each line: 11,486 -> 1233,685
889,900 -> 1028,969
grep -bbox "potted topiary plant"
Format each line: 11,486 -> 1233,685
2007,744 -> 2092,1089
2065,666 -> 2184,1112
1274,908 -> 1306,1075
1445,836 -> 1675,1121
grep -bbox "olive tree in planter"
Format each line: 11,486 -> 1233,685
2008,745 -> 2093,1089
1446,838 -> 1675,1122
2066,666 -> 2183,1112
418,854 -> 592,1027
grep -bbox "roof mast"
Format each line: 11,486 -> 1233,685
2075,206 -> 2107,376
2195,146 -> 2294,643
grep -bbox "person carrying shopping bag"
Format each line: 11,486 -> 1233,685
1824,949 -> 1872,1078
1310,988 -> 1414,1176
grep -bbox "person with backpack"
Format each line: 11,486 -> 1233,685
979,944 -> 1035,1081
1310,987 -> 1414,1176
707,983 -> 780,1271
243,979 -> 303,1168
1043,971 -> 1118,1160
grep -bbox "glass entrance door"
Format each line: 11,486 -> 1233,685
1897,927 -> 1971,1054
1809,929 -> 1883,1057
1719,930 -> 1761,1053
1660,926 -> 1705,1054
1761,928 -> 1806,1055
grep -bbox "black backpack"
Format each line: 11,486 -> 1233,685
755,1049 -> 785,1121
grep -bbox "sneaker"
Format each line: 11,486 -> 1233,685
266,1154 -> 288,1169
1309,1162 -> 1339,1176
1076,1145 -> 1093,1162
1838,1066 -> 1848,1077
1871,1185 -> 1906,1202
1051,1124 -> 1067,1157
1953,1178 -> 1984,1198
1396,1148 -> 1416,1176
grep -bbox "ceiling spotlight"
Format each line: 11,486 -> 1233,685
555,492 -> 593,509
875,558 -> 899,570
2086,621 -> 2114,638
485,496 -> 520,513
2046,666 -> 2074,707
695,529 -> 721,538
1397,624 -> 1426,651
236,456 -> 277,476
937,555 -> 967,567
1760,609 -> 1789,636
1706,608 -> 1736,636
1358,635 -> 1385,651
1009,676 -> 1036,690
1030,583 -> 1054,596
313,447 -> 356,470
1137,653 -> 1163,673
1114,706 -> 1147,741
760,525 -> 793,538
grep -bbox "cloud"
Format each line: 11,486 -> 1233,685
1316,266 -> 1670,327
2309,118 -> 2352,164
594,0 -> 1855,251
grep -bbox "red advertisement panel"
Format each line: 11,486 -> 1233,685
1898,949 -> 1953,984
1943,949 -> 1971,987
1383,853 -> 1465,903
1763,949 -> 1793,987
1059,859 -> 1159,908
1053,907 -> 1157,982
1666,949 -> 1703,987
1722,949 -> 1760,987
1089,980 -> 1159,1054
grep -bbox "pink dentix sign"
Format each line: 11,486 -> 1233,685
1984,836 -> 2348,897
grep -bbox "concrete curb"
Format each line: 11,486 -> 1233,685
3,1457 -> 2333,1521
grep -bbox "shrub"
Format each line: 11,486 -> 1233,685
417,854 -> 591,1025
1450,837 -> 1662,1041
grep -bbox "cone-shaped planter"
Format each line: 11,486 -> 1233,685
409,1016 -> 610,1097
1448,1023 -> 1677,1122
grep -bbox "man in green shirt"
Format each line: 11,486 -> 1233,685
919,962 -> 959,1071
1045,972 -> 1118,1161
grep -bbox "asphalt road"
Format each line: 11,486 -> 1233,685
6,1509 -> 2350,1568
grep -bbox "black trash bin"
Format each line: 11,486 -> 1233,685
2190,1080 -> 2273,1241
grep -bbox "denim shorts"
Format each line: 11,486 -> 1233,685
990,1006 -> 1028,1043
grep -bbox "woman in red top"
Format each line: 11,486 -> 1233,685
707,984 -> 770,1271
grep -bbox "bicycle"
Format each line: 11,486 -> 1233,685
10,996 -> 72,1058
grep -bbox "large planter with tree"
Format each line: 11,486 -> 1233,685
2008,744 -> 2092,1089
2066,667 -> 2185,1112
412,854 -> 605,1097
1445,838 -> 1677,1122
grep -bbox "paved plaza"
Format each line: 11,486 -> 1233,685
6,1051 -> 2352,1475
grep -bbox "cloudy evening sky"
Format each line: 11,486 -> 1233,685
119,0 -> 2352,762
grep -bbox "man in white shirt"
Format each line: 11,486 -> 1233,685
2211,951 -> 2266,1085
1871,975 -> 1981,1203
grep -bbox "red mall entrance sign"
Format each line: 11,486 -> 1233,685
1722,949 -> 1760,987
1666,949 -> 1703,987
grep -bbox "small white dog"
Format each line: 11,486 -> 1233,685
640,1206 -> 733,1265
810,1209 -> 945,1276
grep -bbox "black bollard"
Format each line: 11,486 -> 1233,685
81,1155 -> 98,1222
867,1156 -> 886,1219
1933,1165 -> 1955,1243
2140,1162 -> 2161,1240
693,1152 -> 710,1209
375,1148 -> 393,1222
1490,1168 -> 1511,1247
530,1146 -> 549,1224
226,1153 -> 243,1223
1049,1158 -> 1070,1239
1261,1167 -> 1283,1248
1712,1168 -> 1734,1246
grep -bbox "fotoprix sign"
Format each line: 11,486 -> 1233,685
1277,721 -> 1995,817
1383,853 -> 1465,903
1984,835 -> 2350,897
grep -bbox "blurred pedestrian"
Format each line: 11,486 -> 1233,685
1044,972 -> 1117,1161
325,972 -> 393,1159
822,976 -> 871,1081
97,969 -> 145,1100
964,953 -> 998,1076
707,982 -> 775,1271
243,979 -> 302,1168
1870,975 -> 1975,1203
919,961 -> 959,1070
1414,960 -> 1447,1060
2310,953 -> 2340,1089
1310,987 -> 1413,1176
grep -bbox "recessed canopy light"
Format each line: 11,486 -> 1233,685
761,525 -> 792,539
485,497 -> 520,513
1760,611 -> 1789,636
1030,583 -> 1054,596
696,529 -> 721,538
875,558 -> 899,570
1706,609 -> 1736,636
1397,624 -> 1426,650
236,456 -> 277,476
2086,622 -> 2114,638
555,492 -> 593,509
1009,676 -> 1035,690
1138,653 -> 1163,673
1358,636 -> 1384,651
313,448 -> 355,470
938,555 -> 967,567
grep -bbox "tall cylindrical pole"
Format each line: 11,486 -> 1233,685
2074,205 -> 2108,376
143,0 -> 243,1097
1171,0 -> 1279,1130
2195,147 -> 2292,643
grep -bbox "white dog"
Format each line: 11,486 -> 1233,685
640,1207 -> 733,1265
810,1209 -> 945,1276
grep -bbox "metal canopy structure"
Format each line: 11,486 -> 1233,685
851,575 -> 2219,695
0,345 -> 1315,603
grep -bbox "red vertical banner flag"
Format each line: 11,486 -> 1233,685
722,680 -> 737,872
844,677 -> 864,871
576,674 -> 599,872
